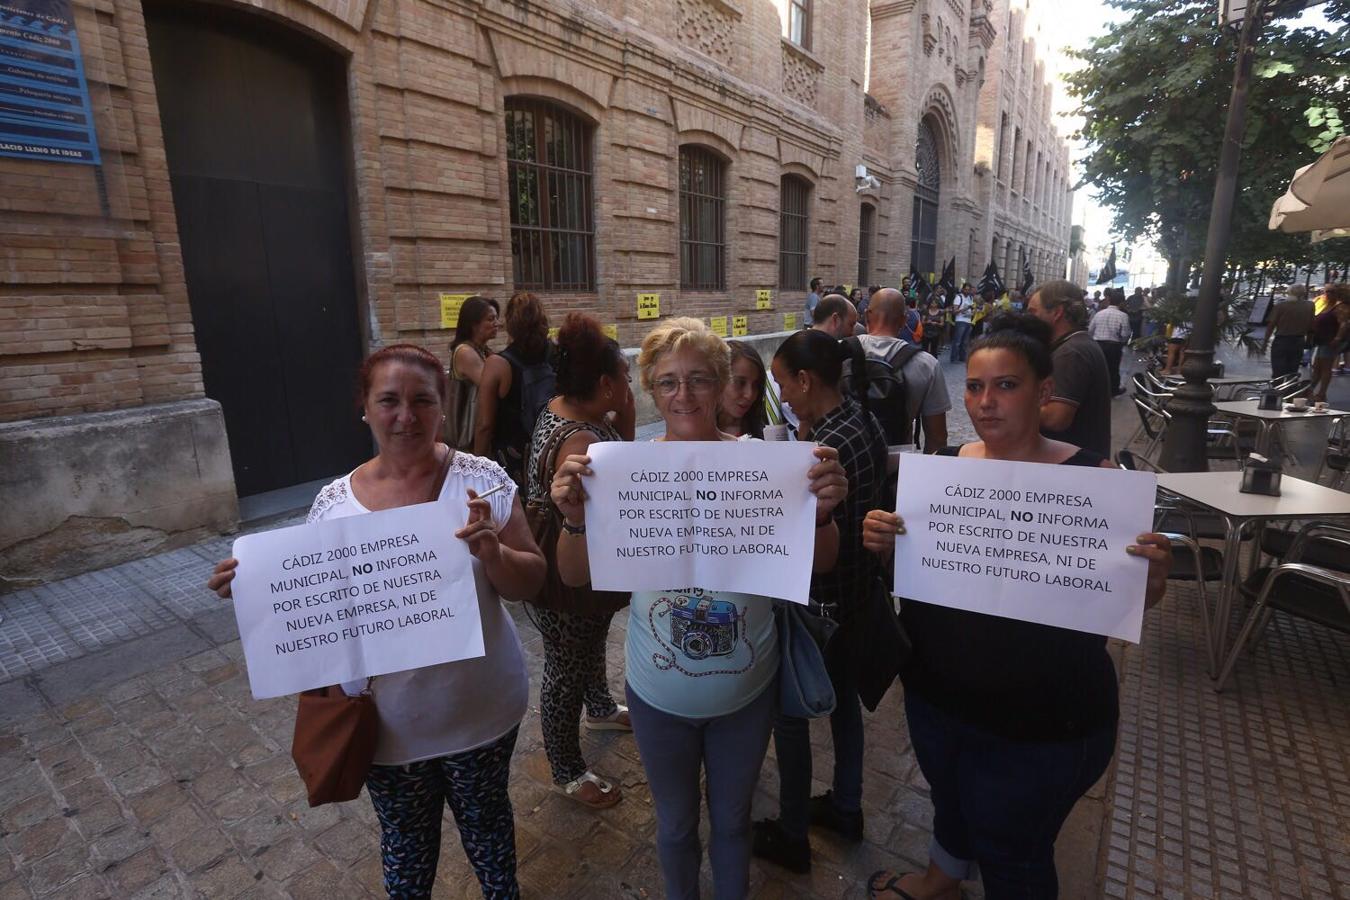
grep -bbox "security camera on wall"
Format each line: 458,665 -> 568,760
854,165 -> 881,193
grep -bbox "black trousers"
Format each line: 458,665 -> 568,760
1097,340 -> 1124,394
1270,334 -> 1305,380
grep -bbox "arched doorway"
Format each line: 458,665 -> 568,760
910,119 -> 941,277
145,4 -> 368,498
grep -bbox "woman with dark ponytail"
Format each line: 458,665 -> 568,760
524,313 -> 636,809
752,329 -> 889,872
861,314 -> 1173,899
447,296 -> 500,448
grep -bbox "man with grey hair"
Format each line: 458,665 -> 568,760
1027,279 -> 1112,457
1263,284 -> 1314,380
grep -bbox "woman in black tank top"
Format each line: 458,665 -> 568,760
860,315 -> 1172,900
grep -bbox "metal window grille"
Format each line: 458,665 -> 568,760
779,176 -> 810,289
505,98 -> 596,291
858,203 -> 874,287
910,121 -> 940,276
679,147 -> 726,291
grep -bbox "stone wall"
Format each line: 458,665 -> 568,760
0,400 -> 238,592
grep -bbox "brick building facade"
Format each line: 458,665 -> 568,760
0,0 -> 1072,587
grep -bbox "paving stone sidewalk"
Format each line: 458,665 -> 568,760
1,342 -> 1347,899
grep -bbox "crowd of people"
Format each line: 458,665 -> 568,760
206,282 -> 1178,900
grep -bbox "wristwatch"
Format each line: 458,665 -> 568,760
561,519 -> 586,536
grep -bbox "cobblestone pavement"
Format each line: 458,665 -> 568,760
1,342 -> 1347,899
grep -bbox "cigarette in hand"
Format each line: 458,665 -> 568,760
480,483 -> 510,504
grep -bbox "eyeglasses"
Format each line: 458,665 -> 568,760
653,375 -> 719,397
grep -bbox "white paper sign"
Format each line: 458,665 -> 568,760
893,454 -> 1157,642
584,441 -> 819,603
230,500 -> 483,698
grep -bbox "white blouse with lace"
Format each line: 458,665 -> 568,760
310,451 -> 529,765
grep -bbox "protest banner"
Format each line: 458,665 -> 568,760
230,500 -> 483,698
894,453 -> 1156,642
584,441 -> 818,603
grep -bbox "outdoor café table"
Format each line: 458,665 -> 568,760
1209,399 -> 1350,457
1155,471 -> 1350,673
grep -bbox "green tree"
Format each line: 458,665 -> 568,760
1067,0 -> 1350,291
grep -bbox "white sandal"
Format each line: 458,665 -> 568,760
561,770 -> 621,809
585,704 -> 632,732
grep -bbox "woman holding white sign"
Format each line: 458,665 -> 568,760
208,343 -> 544,900
550,318 -> 848,900
860,315 -> 1172,900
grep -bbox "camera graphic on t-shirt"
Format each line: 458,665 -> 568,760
669,595 -> 741,660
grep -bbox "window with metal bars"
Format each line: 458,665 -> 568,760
779,175 -> 810,290
786,0 -> 812,50
678,146 -> 726,291
505,98 -> 596,291
857,203 -> 875,287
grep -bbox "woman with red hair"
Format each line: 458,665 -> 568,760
209,343 -> 544,899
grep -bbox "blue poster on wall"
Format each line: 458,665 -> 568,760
0,0 -> 100,164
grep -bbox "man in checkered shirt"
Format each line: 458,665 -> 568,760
1088,289 -> 1133,396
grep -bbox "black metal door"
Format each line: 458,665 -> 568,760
146,6 -> 367,497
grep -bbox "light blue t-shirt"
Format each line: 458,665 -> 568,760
625,588 -> 778,720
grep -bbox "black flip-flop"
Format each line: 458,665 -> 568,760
867,870 -> 919,900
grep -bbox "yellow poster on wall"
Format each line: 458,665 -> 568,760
756,289 -> 772,310
439,293 -> 470,329
603,324 -> 619,340
548,327 -> 560,340
784,312 -> 798,330
710,316 -> 728,337
732,316 -> 748,337
637,293 -> 661,320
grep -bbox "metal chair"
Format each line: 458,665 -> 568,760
1214,523 -> 1350,691
1130,396 -> 1169,457
1120,451 -> 1223,671
1312,418 -> 1350,489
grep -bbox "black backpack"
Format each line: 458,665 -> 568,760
499,346 -> 557,440
840,337 -> 921,446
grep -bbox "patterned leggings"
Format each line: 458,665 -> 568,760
533,607 -> 619,784
365,727 -> 519,899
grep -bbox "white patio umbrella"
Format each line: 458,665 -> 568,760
1268,135 -> 1350,238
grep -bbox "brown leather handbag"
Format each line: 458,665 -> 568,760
525,422 -> 629,617
290,447 -> 453,806
291,679 -> 378,806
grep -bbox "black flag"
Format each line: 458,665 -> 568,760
1096,245 -> 1117,285
937,257 -> 957,297
978,261 -> 1005,297
908,262 -> 931,302
1020,249 -> 1035,294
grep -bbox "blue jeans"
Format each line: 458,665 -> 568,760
626,681 -> 777,900
950,322 -> 972,362
904,692 -> 1116,899
772,653 -> 864,840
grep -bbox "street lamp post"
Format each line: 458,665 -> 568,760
1158,0 -> 1307,472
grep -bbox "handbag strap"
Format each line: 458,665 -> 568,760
429,445 -> 453,502
534,420 -> 593,506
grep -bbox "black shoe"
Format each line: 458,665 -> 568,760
809,791 -> 864,842
1113,387 -> 1128,397
751,818 -> 811,874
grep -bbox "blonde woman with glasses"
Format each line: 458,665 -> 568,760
550,318 -> 847,900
